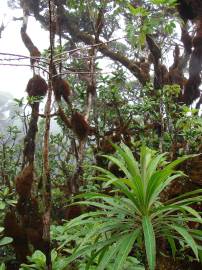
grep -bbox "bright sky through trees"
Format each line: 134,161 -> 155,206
0,0 -> 49,98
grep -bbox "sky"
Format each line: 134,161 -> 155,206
0,0 -> 49,99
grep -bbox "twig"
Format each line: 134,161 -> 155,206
53,35 -> 126,58
0,52 -> 48,61
0,63 -> 50,74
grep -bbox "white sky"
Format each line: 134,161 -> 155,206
0,0 -> 49,98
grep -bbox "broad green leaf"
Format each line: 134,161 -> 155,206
27,250 -> 46,266
0,236 -> 13,246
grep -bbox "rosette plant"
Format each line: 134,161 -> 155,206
60,144 -> 202,270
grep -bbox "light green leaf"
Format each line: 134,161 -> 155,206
0,263 -> 5,270
142,216 -> 156,270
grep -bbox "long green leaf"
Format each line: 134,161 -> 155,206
142,216 -> 156,270
65,235 -> 122,265
165,189 -> 202,204
167,236 -> 176,257
169,224 -> 199,259
118,143 -> 141,177
92,166 -> 141,208
113,144 -> 142,185
102,155 -> 132,180
113,144 -> 145,200
97,245 -> 119,270
78,221 -> 130,249
97,234 -> 134,270
103,148 -> 145,208
163,154 -> 198,171
140,146 -> 153,185
113,229 -> 140,270
146,153 -> 166,184
179,205 -> 202,223
148,172 -> 183,208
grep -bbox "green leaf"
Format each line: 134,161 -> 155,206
27,250 -> 46,267
169,224 -> 199,259
97,242 -> 122,270
199,249 -> 202,263
51,249 -> 58,262
102,155 -> 132,180
165,155 -> 198,171
147,171 -> 184,208
128,4 -> 149,16
113,230 -> 140,270
0,202 -> 6,210
114,143 -> 141,178
146,153 -> 166,183
0,263 -> 5,270
142,216 -> 156,270
113,144 -> 144,203
179,205 -> 202,222
0,236 -> 13,246
167,236 -> 176,257
65,235 -> 121,265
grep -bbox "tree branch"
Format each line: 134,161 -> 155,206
33,6 -> 147,85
